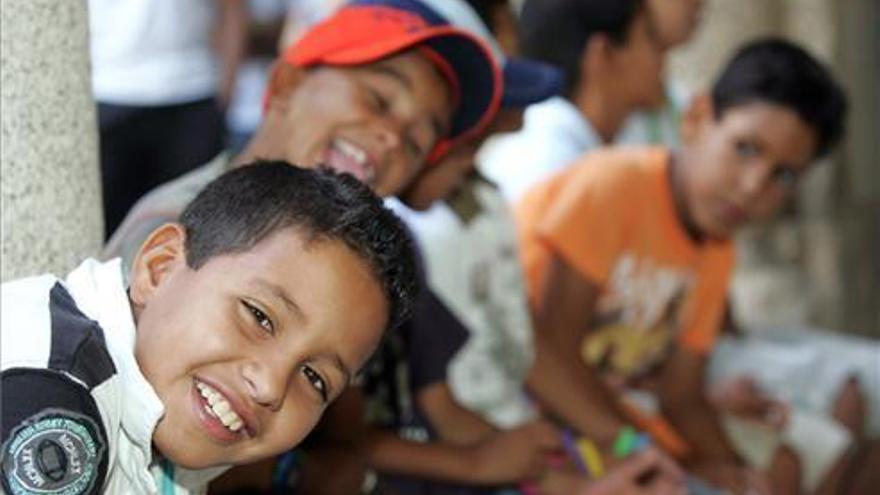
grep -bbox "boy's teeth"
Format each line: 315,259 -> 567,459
213,400 -> 231,416
336,139 -> 367,164
196,381 -> 245,433
220,411 -> 239,427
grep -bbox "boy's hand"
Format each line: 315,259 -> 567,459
710,376 -> 789,429
587,447 -> 686,495
471,420 -> 561,484
539,468 -> 595,495
690,461 -> 771,495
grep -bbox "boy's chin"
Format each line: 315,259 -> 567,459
152,423 -> 235,470
702,225 -> 734,241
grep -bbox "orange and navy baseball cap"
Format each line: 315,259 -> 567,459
281,2 -> 503,161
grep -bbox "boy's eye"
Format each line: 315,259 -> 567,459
302,365 -> 328,403
734,140 -> 760,159
242,301 -> 274,334
771,166 -> 800,188
404,134 -> 423,158
367,87 -> 390,113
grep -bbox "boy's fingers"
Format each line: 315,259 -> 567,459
645,478 -> 689,495
648,448 -> 685,482
764,402 -> 790,429
607,448 -> 664,481
743,470 -> 772,495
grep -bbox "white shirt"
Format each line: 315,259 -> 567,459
1,259 -> 224,494
389,180 -> 538,429
478,96 -> 603,202
89,0 -> 220,105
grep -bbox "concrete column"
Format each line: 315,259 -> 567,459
1,0 -> 103,281
669,0 -> 782,94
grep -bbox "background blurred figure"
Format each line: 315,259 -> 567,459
278,0 -> 346,50
88,0 -> 247,237
480,0 -> 667,202
225,0 -> 347,153
617,0 -> 704,147
225,0 -> 289,153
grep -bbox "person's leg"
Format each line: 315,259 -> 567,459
766,445 -> 801,495
847,440 -> 880,495
158,98 -> 226,182
831,376 -> 866,438
98,103 -> 155,237
811,377 -> 868,494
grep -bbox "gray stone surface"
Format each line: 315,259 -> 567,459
1,0 -> 103,281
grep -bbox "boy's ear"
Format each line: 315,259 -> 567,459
129,223 -> 188,308
579,34 -> 611,90
681,92 -> 714,144
265,61 -> 305,114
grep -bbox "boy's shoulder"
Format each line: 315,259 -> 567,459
568,146 -> 668,186
1,273 -> 116,386
2,274 -> 115,495
524,146 -> 669,212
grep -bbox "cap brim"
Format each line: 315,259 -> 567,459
298,25 -> 500,145
501,59 -> 565,108
422,32 -> 500,141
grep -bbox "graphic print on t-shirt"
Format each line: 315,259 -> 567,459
584,252 -> 694,384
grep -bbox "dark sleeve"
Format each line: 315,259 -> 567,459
1,368 -> 109,495
405,289 -> 471,393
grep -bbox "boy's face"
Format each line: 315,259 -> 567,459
489,2 -> 520,56
264,50 -> 454,197
605,9 -> 666,109
681,98 -> 819,238
129,225 -> 388,469
401,108 -> 525,210
646,0 -> 703,48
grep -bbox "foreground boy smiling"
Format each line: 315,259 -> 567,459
1,163 -> 417,494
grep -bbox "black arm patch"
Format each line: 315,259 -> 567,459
1,369 -> 108,495
48,283 -> 116,389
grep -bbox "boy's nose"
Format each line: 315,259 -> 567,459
737,161 -> 773,200
375,119 -> 403,154
242,360 -> 289,411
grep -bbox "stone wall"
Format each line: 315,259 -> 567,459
1,0 -> 103,281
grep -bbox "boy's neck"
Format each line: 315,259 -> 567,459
668,151 -> 706,244
573,86 -> 630,144
233,125 -> 278,168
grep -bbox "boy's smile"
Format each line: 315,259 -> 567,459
680,100 -> 818,239
129,224 -> 388,469
254,51 -> 454,198
192,377 -> 257,442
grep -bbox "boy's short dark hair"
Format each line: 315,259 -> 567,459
179,161 -> 418,331
463,0 -> 509,33
519,0 -> 644,96
711,38 -> 848,159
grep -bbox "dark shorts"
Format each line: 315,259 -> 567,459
98,97 -> 225,238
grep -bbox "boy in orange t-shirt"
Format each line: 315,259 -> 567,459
515,39 -> 847,494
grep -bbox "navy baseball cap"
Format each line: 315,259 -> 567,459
355,0 -> 565,108
289,1 -> 502,160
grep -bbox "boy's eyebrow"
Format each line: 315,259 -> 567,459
366,63 -> 450,142
254,280 -> 305,322
367,64 -> 413,91
332,354 -> 353,386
